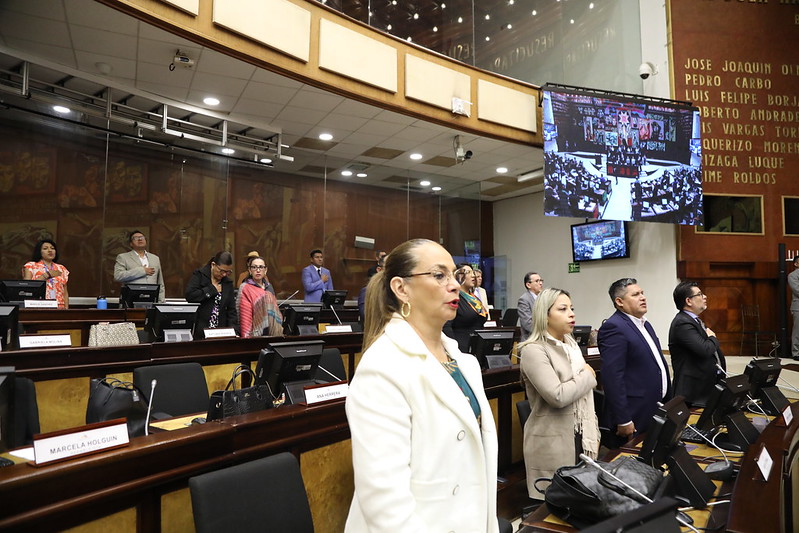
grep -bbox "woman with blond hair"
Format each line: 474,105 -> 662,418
519,287 -> 599,501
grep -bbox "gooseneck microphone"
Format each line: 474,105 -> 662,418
317,364 -> 342,382
144,378 -> 157,437
278,290 -> 299,306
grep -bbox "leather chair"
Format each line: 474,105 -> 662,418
516,399 -> 531,432
502,308 -> 519,328
12,377 -> 40,448
133,362 -> 209,419
314,347 -> 346,382
189,452 -> 314,533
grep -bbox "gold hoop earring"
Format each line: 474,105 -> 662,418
400,301 -> 411,318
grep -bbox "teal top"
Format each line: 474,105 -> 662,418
441,357 -> 482,425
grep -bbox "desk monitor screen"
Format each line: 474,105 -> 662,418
572,325 -> 592,353
255,340 -> 325,404
639,395 -> 690,468
580,496 -> 681,533
469,329 -> 515,370
0,280 -> 46,303
0,366 -> 15,453
321,290 -> 347,309
282,303 -> 322,336
695,374 -> 751,431
120,283 -> 160,308
144,304 -> 199,342
744,357 -> 781,396
0,304 -> 20,351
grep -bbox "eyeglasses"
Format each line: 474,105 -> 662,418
249,265 -> 266,271
213,263 -> 233,275
689,292 -> 704,298
404,269 -> 456,286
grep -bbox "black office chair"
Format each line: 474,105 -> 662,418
498,517 -> 514,533
133,362 -> 209,419
315,347 -> 346,382
12,377 -> 40,448
502,308 -> 519,328
189,452 -> 314,533
516,399 -> 531,432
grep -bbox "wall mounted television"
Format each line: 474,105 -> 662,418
541,84 -> 703,225
571,220 -> 630,262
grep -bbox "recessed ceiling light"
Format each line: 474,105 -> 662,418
589,2 -> 595,8
485,14 -> 490,20
496,167 -> 508,174
420,180 -> 431,186
432,186 -> 442,192
441,3 -> 446,8
433,26 -> 438,32
203,97 -> 220,106
221,148 -> 235,155
318,133 -> 333,141
413,13 -> 419,19
570,18 -> 575,24
532,9 -> 537,15
485,36 -> 490,41
260,158 -> 272,164
95,62 -> 112,75
341,170 -> 353,177
387,24 -> 392,31
506,23 -> 513,29
356,173 -> 368,178
410,153 -> 423,160
53,105 -> 71,114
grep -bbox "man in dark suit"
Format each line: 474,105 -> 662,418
668,281 -> 725,407
302,249 -> 334,303
517,271 -> 543,341
598,278 -> 672,448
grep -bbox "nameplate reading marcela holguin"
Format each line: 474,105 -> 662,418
19,334 -> 72,349
33,419 -> 130,466
305,381 -> 349,405
24,299 -> 58,309
203,328 -> 237,339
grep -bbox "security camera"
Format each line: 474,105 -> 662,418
638,62 -> 657,80
464,150 -> 473,160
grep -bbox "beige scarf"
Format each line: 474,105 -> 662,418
563,337 -> 600,459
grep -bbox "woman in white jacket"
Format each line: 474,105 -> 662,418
345,238 -> 499,533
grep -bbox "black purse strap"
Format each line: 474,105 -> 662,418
224,365 -> 256,391
533,477 -> 552,493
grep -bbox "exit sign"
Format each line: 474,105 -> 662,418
568,263 -> 580,273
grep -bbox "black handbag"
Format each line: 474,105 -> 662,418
86,377 -> 148,437
537,456 -> 665,529
207,365 -> 272,421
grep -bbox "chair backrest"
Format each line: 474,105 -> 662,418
12,377 -> 40,448
133,362 -> 209,417
189,452 -> 314,533
516,399 -> 531,431
741,304 -> 761,330
502,308 -> 519,327
315,347 -> 346,382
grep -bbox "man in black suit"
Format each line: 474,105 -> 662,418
668,281 -> 726,407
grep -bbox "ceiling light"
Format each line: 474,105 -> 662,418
570,19 -> 575,24
52,105 -> 71,114
420,180 -> 431,186
532,10 -> 537,15
589,2 -> 595,8
387,24 -> 392,31
441,3 -> 446,8
318,133 -> 333,141
496,167 -> 508,174
356,172 -> 368,178
221,148 -> 235,155
485,14 -> 490,20
485,36 -> 490,41
508,0 -> 514,4
413,13 -> 419,19
341,170 -> 353,177
260,158 -> 272,164
407,36 -> 412,42
433,26 -> 438,32
95,62 -> 112,75
457,16 -> 463,23
506,23 -> 513,29
410,153 -> 423,160
203,97 -> 220,106
432,186 -> 442,192
517,168 -> 545,182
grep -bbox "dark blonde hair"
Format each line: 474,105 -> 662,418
362,238 -> 433,351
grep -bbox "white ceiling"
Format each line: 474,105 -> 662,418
0,0 -> 544,199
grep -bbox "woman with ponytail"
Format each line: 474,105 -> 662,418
345,239 -> 499,533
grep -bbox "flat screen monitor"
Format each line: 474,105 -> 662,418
120,283 -> 160,308
321,290 -> 347,309
0,280 -> 46,304
0,304 -> 20,351
571,220 -> 630,262
144,304 -> 199,342
639,395 -> 691,468
282,303 -> 322,336
580,496 -> 681,533
541,84 -> 702,225
572,325 -> 592,353
695,374 -> 751,431
469,329 -> 515,369
255,340 -> 325,404
0,366 -> 15,453
744,357 -> 789,416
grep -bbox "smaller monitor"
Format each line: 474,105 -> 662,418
570,220 -> 630,262
0,304 -> 20,351
144,304 -> 199,342
572,325 -> 592,354
639,396 -> 691,468
695,374 -> 751,431
745,358 -> 788,416
469,329 -> 515,369
120,283 -> 160,309
282,303 -> 322,336
321,290 -> 347,309
0,366 -> 15,453
0,280 -> 46,304
255,340 -> 325,404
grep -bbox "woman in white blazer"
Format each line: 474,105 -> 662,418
345,239 -> 499,533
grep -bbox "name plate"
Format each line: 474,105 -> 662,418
587,346 -> 600,356
33,420 -> 129,466
19,334 -> 72,349
325,324 -> 352,333
305,381 -> 349,405
784,405 -> 794,425
203,328 -> 237,339
483,320 -> 497,328
25,299 -> 58,309
756,446 -> 773,481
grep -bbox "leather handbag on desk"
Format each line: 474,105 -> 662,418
86,377 -> 148,437
207,365 -> 272,421
88,321 -> 139,347
537,456 -> 666,529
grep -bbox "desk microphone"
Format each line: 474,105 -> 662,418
317,364 -> 343,382
329,304 -> 343,325
278,290 -> 299,306
144,379 -> 157,437
578,454 -> 700,533
683,424 -> 735,481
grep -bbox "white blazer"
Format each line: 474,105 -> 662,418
345,315 -> 499,533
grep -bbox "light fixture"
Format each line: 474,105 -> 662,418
432,186 -> 442,192
341,170 -> 353,176
420,180 -> 431,186
387,24 -> 392,31
496,167 -> 508,174
95,62 -> 112,75
203,97 -> 220,106
485,14 -> 490,20
52,105 -> 71,114
485,36 -> 490,41
433,26 -> 438,32
441,3 -> 446,8
457,16 -> 463,23
505,23 -> 513,30
517,168 -> 545,183
570,19 -> 575,24
221,148 -> 235,155
532,9 -> 537,15
410,153 -> 423,160
356,172 -> 368,178
318,133 -> 333,141
413,13 -> 419,19
407,36 -> 413,42
260,158 -> 272,164
589,2 -> 594,8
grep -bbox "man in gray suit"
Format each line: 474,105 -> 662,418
114,230 -> 165,302
517,271 -> 543,341
790,256 -> 799,359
